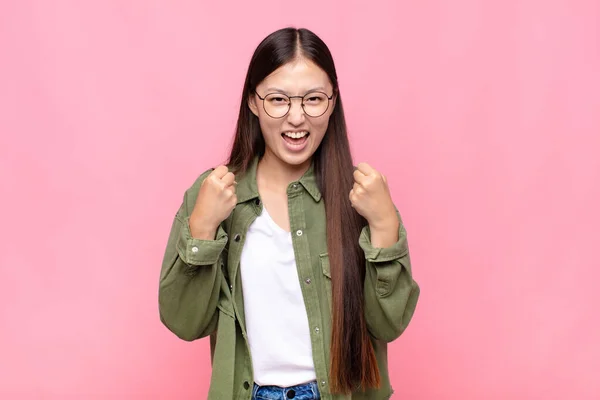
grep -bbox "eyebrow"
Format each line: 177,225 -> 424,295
265,86 -> 328,94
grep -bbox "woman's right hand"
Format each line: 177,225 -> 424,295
189,166 -> 237,240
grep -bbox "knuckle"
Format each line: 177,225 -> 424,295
214,165 -> 228,176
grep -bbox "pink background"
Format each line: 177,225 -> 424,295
1,0 -> 599,399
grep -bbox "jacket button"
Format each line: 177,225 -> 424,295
234,234 -> 241,242
243,381 -> 250,390
255,198 -> 261,205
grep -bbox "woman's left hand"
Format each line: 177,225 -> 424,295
349,162 -> 398,231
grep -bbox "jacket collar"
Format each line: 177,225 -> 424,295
234,156 -> 322,204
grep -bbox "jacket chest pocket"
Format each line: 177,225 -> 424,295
319,253 -> 332,311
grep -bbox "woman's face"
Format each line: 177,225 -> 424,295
249,58 -> 336,169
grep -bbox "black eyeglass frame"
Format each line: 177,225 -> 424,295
254,90 -> 335,119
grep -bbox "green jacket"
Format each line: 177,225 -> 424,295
159,157 -> 420,399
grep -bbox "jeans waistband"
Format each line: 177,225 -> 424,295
252,380 -> 320,400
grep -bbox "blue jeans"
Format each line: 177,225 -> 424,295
252,381 -> 321,400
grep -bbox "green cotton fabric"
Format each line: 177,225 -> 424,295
159,157 -> 420,399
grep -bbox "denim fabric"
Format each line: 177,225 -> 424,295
252,380 -> 320,400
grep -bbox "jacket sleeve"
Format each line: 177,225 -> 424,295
158,170 -> 228,341
361,209 -> 420,342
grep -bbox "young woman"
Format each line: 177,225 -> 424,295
159,27 -> 420,400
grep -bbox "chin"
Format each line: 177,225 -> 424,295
277,150 -> 314,167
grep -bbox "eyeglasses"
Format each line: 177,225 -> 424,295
254,90 -> 334,118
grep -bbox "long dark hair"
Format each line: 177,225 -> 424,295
227,27 -> 380,394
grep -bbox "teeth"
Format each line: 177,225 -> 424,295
283,131 -> 308,139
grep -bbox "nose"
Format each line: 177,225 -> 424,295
286,98 -> 306,125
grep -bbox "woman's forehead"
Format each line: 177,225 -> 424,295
259,59 -> 331,93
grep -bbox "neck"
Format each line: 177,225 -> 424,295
257,151 -> 311,192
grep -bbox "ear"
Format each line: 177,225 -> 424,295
248,92 -> 259,117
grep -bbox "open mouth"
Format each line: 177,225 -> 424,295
281,131 -> 310,147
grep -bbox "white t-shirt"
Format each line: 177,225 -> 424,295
240,206 -> 316,387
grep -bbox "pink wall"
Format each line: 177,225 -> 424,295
1,0 -> 599,398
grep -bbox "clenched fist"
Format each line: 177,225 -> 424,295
349,162 -> 398,231
189,166 -> 237,240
